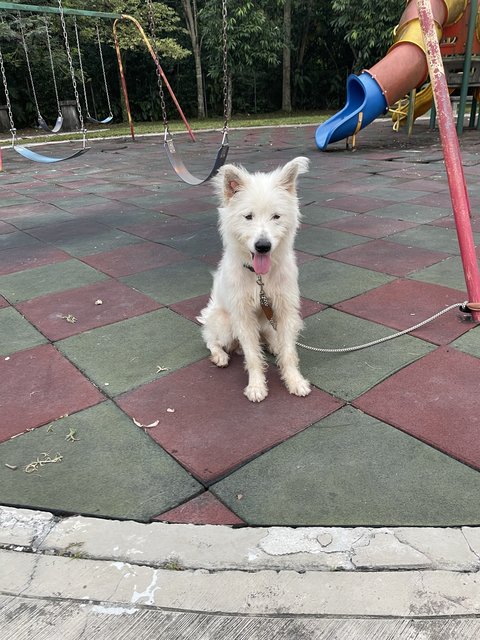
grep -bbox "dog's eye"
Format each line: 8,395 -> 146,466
272,214 -> 280,220
244,213 -> 253,220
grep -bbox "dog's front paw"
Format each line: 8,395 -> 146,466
286,376 -> 311,397
210,350 -> 230,367
244,383 -> 268,402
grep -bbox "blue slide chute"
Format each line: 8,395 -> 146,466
315,72 -> 388,150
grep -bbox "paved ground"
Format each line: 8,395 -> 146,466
1,120 -> 480,637
1,120 -> 480,527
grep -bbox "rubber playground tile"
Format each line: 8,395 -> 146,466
169,294 -> 210,324
27,220 -> 141,257
160,198 -> 215,216
57,308 -> 205,397
0,296 -> 8,309
160,227 -> 223,259
0,402 -> 202,522
321,195 -> 394,214
0,202 -> 64,220
0,231 -> 39,250
451,325 -> 480,359
0,222 -> 16,234
0,244 -> 70,277
121,259 -> 213,306
80,241 -> 185,277
0,307 -> 47,356
326,239 -> 449,277
319,215 -> 418,239
16,279 -> 162,341
300,207 -> 356,226
0,344 -> 104,443
412,192 -> 456,208
335,279 -> 473,345
360,187 -> 428,202
0,195 -> 35,208
354,347 -> 480,471
397,178 -> 449,192
211,406 -> 480,526
116,356 -> 343,484
408,256 -> 469,291
0,260 -> 107,304
298,257 -> 394,305
389,225 -> 466,255
47,194 -> 112,212
298,308 -> 435,401
372,203 -> 448,223
7,209 -> 76,230
294,226 -> 370,256
153,492 -> 245,525
432,214 -> 480,233
120,217 -> 209,242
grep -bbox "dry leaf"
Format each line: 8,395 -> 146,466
133,418 -> 159,429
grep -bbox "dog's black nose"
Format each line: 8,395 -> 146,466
254,239 -> 271,254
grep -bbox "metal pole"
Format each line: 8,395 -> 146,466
456,0 -> 478,134
0,2 -> 122,19
113,19 -> 135,142
416,0 -> 480,321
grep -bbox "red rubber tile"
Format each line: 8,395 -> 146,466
0,296 -> 9,309
0,245 -> 70,276
0,344 -> 104,442
335,279 -> 473,345
432,215 -> 480,233
322,195 -> 394,214
412,193 -> 456,208
81,241 -> 186,277
396,179 -> 448,193
120,219 -> 208,241
354,347 -> 480,470
0,222 -> 16,234
153,492 -> 245,525
16,280 -> 162,341
327,239 -> 449,277
320,215 -> 418,239
169,294 -> 210,324
116,357 -> 343,483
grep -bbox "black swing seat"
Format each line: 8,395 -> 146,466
13,144 -> 90,164
38,114 -> 64,134
164,132 -> 229,186
86,114 -> 113,125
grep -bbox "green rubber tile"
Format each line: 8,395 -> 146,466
211,406 -> 480,526
389,225 -> 465,255
298,308 -> 435,400
0,260 -> 107,304
0,402 -> 201,521
361,187 -> 428,202
298,257 -> 394,305
0,195 -> 34,208
408,256 -> 467,291
295,227 -> 369,256
8,210 -> 76,230
300,207 -> 353,226
53,194 -> 111,212
374,203 -> 448,223
161,227 -> 223,259
0,307 -> 47,356
451,326 -> 480,358
57,308 -> 205,397
0,231 -> 39,250
121,259 -> 213,305
29,225 -> 141,258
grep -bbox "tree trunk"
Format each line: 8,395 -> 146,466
181,0 -> 206,118
282,0 -> 292,113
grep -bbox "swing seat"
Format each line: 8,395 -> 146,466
38,114 -> 64,134
86,114 -> 113,125
13,144 -> 89,164
164,134 -> 229,186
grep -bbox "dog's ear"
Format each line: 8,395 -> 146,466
278,157 -> 309,194
214,164 -> 248,203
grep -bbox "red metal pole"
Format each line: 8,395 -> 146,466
119,14 -> 196,143
416,0 -> 480,321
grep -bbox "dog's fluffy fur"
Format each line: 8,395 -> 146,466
198,157 -> 311,402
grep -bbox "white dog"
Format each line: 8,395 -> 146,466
198,157 -> 311,402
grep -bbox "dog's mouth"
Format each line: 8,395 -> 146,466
252,252 -> 271,275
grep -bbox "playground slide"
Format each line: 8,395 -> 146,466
315,0 -> 467,150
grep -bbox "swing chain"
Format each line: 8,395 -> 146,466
221,0 -> 229,135
95,23 -> 113,118
57,0 -> 86,140
0,45 -> 16,142
17,13 -> 41,119
145,0 -> 169,131
73,16 -> 91,120
44,16 -> 62,118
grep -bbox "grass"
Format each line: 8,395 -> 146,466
0,111 -> 331,146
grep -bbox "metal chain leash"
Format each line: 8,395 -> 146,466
57,0 -> 86,135
95,22 -> 112,117
17,13 -> 41,119
296,302 -> 467,353
43,16 -> 62,117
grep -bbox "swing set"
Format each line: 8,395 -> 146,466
0,0 -> 230,184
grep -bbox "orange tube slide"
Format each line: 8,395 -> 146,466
368,0 -> 466,106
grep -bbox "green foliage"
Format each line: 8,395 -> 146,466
331,0 -> 401,72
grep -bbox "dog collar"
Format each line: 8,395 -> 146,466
243,264 -> 275,328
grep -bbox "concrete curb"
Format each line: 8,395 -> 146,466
1,506 -> 480,619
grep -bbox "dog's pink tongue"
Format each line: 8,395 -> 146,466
253,253 -> 271,275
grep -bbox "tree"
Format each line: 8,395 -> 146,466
282,0 -> 292,112
180,0 -> 205,118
